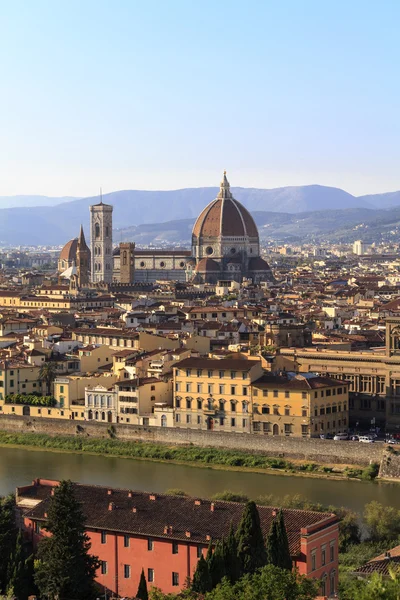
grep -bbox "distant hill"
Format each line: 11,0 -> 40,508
0,195 -> 79,209
0,184 -> 400,245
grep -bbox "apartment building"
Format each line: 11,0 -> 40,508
252,373 -> 349,437
173,357 -> 263,433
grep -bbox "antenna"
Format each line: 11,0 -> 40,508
100,187 -> 103,204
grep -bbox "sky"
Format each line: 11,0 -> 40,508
1,0 -> 400,197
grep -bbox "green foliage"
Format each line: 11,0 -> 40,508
192,555 -> 212,594
6,530 -> 35,600
236,501 -> 267,575
361,462 -> 380,481
38,361 -> 57,395
363,501 -> 400,542
211,491 -> 249,503
0,495 -> 17,594
4,393 -> 56,407
34,479 -> 100,600
275,510 -> 292,570
137,568 -> 149,600
165,489 -> 188,496
205,564 -> 318,600
334,507 -> 361,552
340,571 -> 400,600
266,519 -> 279,567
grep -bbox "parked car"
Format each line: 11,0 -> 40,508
333,433 -> 348,441
320,433 -> 334,440
359,436 -> 375,443
350,435 -> 359,441
387,438 -> 400,445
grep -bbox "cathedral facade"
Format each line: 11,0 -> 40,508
58,173 -> 273,287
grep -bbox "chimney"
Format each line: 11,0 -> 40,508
164,525 -> 169,534
132,507 -> 137,513
272,509 -> 277,517
149,494 -> 156,501
50,488 -> 55,496
107,489 -> 113,495
128,491 -> 133,498
194,499 -> 201,506
210,502 -> 215,512
206,534 -> 211,541
44,512 -> 48,518
185,530 -> 191,538
108,502 -> 115,511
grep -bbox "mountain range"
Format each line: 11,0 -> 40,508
1,184 -> 400,245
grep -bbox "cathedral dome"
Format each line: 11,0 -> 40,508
195,258 -> 220,272
192,172 -> 258,240
59,238 -> 78,263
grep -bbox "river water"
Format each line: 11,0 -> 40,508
1,446 -> 399,513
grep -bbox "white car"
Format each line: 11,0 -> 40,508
333,433 -> 348,441
359,436 -> 375,443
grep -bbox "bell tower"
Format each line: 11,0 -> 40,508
90,195 -> 113,283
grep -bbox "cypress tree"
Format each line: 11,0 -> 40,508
6,529 -> 35,600
192,555 -> 212,593
136,568 -> 149,600
34,480 -> 100,600
276,509 -> 292,571
266,519 -> 280,566
0,495 -> 17,594
225,522 -> 241,583
208,539 -> 226,588
236,501 -> 267,574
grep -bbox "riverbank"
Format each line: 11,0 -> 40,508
0,430 -> 379,482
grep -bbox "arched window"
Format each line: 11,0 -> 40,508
207,398 -> 213,410
95,411 -> 99,420
242,401 -> 248,413
95,223 -> 100,239
88,410 -> 93,420
161,415 -> 167,427
101,411 -> 106,421
330,571 -> 336,595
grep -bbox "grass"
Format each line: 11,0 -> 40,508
0,430 -> 380,481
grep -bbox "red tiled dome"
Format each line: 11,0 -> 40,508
192,173 -> 258,239
59,238 -> 78,262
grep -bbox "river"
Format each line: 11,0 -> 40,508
0,446 -> 399,513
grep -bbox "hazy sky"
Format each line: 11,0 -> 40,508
1,0 -> 400,197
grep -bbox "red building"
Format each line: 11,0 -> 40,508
17,479 -> 339,598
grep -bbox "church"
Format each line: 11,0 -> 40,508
58,172 -> 274,286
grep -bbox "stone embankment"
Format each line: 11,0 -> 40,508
0,414 -> 384,467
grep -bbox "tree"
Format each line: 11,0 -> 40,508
6,530 -> 35,600
275,510 -> 292,570
335,507 -> 361,551
205,564 -> 318,600
137,568 -> 149,600
0,495 -> 17,594
34,479 -> 100,600
225,522 -> 241,583
192,555 -> 212,594
363,501 -> 400,542
236,501 -> 267,575
38,361 -> 57,396
208,539 -> 226,588
266,519 -> 279,566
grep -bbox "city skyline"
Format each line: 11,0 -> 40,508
1,1 -> 400,197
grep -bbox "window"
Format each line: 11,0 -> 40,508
176,399 -> 181,409
231,418 -> 236,427
253,389 -> 258,397
231,371 -> 236,379
172,572 -> 179,586
197,546 -> 203,558
186,383 -> 191,393
101,531 -> 107,544
242,372 -> 248,380
330,543 -> 335,562
219,385 -> 225,394
186,415 -> 191,424
207,384 -> 213,394
175,382 -> 180,392
124,564 -> 131,578
148,568 -> 154,583
101,561 -> 107,575
207,370 -> 213,378
311,552 -> 316,571
262,406 -> 270,414
148,538 -> 154,551
302,409 -> 307,417
273,390 -> 278,398
60,385 -> 64,393
124,535 -> 130,547
284,407 -> 290,416
219,370 -> 224,378
302,392 -> 307,399
284,423 -> 292,434
230,401 -> 236,412
231,386 -> 236,395
301,425 -> 308,435
172,542 -> 179,554
273,406 -> 279,415
186,399 -> 192,409
196,369 -> 202,377
285,391 -> 290,399
219,400 -> 225,411
263,389 -> 268,397
321,548 -> 326,566
242,418 -> 247,428
197,384 -> 202,393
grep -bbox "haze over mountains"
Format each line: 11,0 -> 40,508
1,184 -> 400,245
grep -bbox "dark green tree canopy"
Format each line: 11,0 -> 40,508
236,501 -> 267,575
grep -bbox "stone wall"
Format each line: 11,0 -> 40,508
0,414 -> 384,466
379,449 -> 400,479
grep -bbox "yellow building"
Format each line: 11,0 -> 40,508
0,361 -> 41,401
251,373 -> 349,437
173,357 -> 263,433
52,372 -> 119,420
